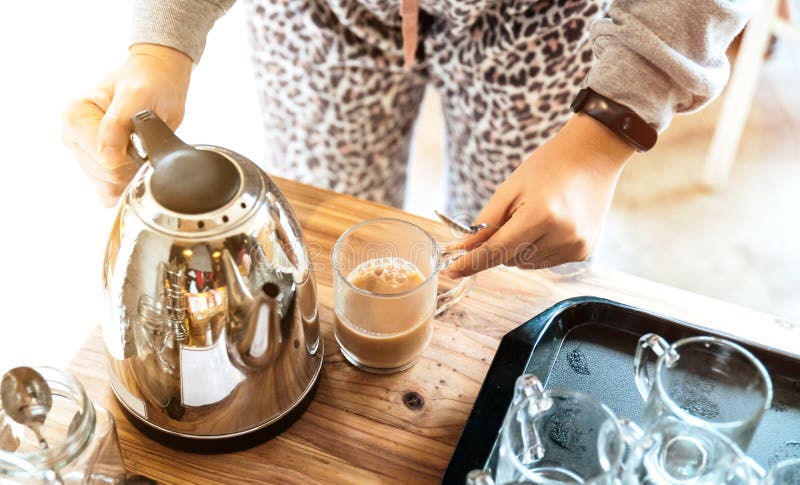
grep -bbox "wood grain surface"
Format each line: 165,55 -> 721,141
67,177 -> 799,484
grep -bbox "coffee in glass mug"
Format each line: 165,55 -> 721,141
332,219 -> 473,373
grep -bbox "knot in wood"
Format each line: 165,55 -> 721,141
402,391 -> 425,410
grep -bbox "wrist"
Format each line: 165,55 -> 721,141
557,114 -> 635,172
129,43 -> 193,72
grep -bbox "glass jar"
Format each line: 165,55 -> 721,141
0,367 -> 126,484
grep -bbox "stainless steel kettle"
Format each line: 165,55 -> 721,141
102,110 -> 323,450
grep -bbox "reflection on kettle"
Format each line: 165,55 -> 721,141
222,249 -> 286,371
103,111 -> 323,448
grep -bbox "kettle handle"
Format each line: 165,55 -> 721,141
127,136 -> 147,168
127,110 -> 192,168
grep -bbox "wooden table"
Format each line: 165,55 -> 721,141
68,178 -> 800,484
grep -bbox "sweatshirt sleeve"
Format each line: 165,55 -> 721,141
586,0 -> 758,131
130,0 -> 236,64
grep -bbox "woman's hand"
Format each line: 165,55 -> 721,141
448,114 -> 635,277
61,44 -> 193,206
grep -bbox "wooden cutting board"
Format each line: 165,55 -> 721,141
67,177 -> 798,484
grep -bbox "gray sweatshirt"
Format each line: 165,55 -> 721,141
130,0 -> 756,131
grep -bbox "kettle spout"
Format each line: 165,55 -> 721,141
221,250 -> 283,371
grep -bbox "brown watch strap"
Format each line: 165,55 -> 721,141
570,88 -> 658,152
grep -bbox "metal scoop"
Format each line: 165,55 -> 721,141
1,367 -> 64,484
434,210 -> 488,235
1,367 -> 53,450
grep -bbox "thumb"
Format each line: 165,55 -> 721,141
96,87 -> 147,169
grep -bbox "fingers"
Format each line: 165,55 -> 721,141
96,97 -> 133,169
508,243 -> 543,269
63,93 -> 136,206
446,184 -> 515,252
70,139 -> 138,184
509,233 -> 591,270
67,141 -> 131,207
511,253 -> 555,270
510,251 -> 568,270
448,213 -> 546,277
447,205 -> 594,276
62,49 -> 192,208
62,93 -> 106,161
96,82 -> 155,169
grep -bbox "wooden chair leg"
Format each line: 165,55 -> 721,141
702,0 -> 779,189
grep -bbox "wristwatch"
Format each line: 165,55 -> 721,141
570,88 -> 658,152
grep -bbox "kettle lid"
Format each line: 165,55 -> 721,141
130,110 -> 241,215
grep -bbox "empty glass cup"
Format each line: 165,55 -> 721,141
466,469 -> 496,485
494,374 -> 642,484
0,367 -> 126,484
621,417 -> 765,485
634,334 -> 772,450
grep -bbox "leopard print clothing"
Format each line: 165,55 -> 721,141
242,0 -> 606,218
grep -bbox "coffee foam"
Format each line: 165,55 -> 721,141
347,257 -> 425,295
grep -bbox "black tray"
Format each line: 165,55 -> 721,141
443,297 -> 800,484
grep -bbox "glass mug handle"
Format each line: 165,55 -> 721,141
435,247 -> 475,315
597,418 -> 644,475
512,374 -> 550,464
633,333 -> 675,399
432,211 -> 489,316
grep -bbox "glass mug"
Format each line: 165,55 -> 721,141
621,417 -> 765,485
332,218 -> 473,373
762,458 -> 800,485
0,367 -> 126,484
493,375 -> 642,484
634,334 -> 773,450
466,469 -> 496,485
